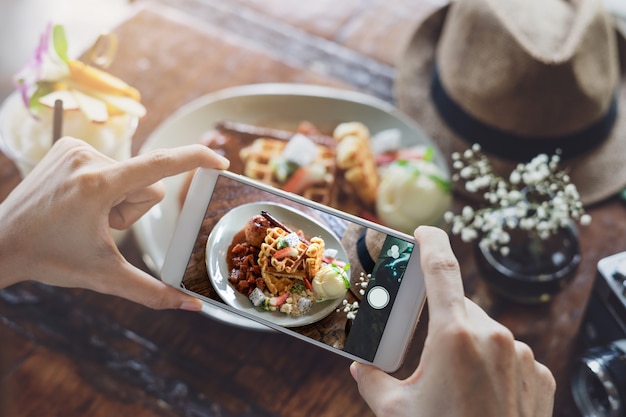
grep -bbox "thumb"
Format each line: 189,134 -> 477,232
350,362 -> 401,414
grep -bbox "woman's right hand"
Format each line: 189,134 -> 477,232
350,225 -> 556,417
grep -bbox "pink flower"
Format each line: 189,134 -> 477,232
14,23 -> 69,109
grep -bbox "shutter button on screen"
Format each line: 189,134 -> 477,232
367,286 -> 390,309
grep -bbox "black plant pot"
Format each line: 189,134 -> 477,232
475,223 -> 581,303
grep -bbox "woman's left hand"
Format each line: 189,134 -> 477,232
0,136 -> 229,311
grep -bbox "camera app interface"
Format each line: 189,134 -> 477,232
181,174 -> 414,361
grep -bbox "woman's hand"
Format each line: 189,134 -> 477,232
0,136 -> 229,311
350,225 -> 556,417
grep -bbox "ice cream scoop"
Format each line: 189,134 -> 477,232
376,159 -> 452,234
312,264 -> 350,300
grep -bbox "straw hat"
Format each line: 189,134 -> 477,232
395,0 -> 626,205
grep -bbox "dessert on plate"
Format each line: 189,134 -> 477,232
239,133 -> 337,206
183,119 -> 452,234
227,210 -> 350,317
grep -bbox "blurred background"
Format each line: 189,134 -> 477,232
1,0 -> 624,102
0,0 -> 135,100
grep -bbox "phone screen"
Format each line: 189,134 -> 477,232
180,173 -> 416,362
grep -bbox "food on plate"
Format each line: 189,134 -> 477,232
376,159 -> 452,234
244,214 -> 272,248
259,226 -> 324,284
176,120 -> 337,208
239,133 -> 336,205
333,122 -> 379,207
1,23 -> 145,177
312,264 -> 350,301
180,119 -> 451,232
226,210 -> 349,317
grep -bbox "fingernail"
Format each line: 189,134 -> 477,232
350,361 -> 360,380
217,153 -> 230,168
180,298 -> 203,312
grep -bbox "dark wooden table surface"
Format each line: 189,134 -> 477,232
1,1 -> 626,416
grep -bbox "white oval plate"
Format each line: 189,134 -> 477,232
206,202 -> 348,328
133,83 -> 446,329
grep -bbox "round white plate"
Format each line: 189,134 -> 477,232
205,202 -> 348,328
132,83 -> 447,329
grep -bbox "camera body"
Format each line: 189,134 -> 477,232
573,252 -> 626,417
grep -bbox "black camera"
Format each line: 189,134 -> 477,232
572,252 -> 626,417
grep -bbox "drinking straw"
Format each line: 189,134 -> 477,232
52,99 -> 63,143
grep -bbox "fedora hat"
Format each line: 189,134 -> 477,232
395,0 -> 626,205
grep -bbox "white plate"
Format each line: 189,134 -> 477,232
133,83 -> 447,329
205,202 -> 348,328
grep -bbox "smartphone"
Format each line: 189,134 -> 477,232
161,169 -> 426,372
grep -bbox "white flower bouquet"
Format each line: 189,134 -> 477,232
444,144 -> 591,256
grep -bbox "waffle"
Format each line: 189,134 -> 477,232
304,237 -> 325,281
239,138 -> 336,205
333,122 -> 379,207
258,227 -> 325,295
259,227 -> 308,275
263,275 -> 297,296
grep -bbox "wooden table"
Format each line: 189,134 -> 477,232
1,1 -> 625,416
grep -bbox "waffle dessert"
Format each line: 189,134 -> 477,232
304,238 -> 324,281
333,122 -> 379,207
239,137 -> 336,205
258,226 -> 324,295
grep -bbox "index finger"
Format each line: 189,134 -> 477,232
112,144 -> 230,189
413,225 -> 467,325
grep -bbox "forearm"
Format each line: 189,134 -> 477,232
0,202 -> 29,289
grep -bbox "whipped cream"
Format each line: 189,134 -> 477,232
0,92 -> 136,178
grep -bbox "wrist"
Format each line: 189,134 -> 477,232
0,202 -> 27,289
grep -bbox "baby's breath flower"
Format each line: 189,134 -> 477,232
460,166 -> 474,179
505,218 -> 517,229
498,231 -> 511,245
337,272 -> 371,320
445,145 -> 591,252
510,171 -> 521,184
461,227 -> 478,242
